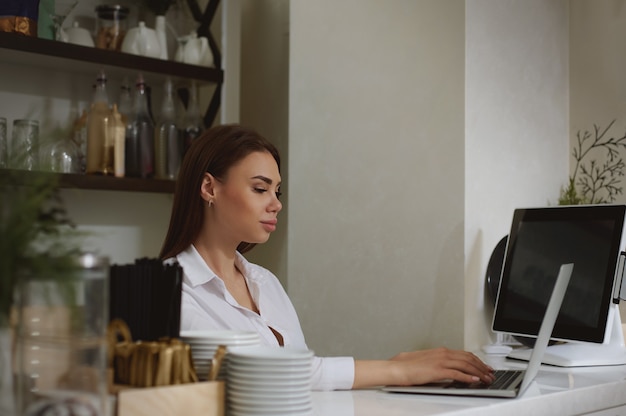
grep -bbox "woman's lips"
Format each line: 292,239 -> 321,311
261,219 -> 277,232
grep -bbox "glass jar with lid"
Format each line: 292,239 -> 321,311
95,4 -> 130,51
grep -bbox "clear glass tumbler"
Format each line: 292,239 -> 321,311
15,253 -> 110,416
10,119 -> 39,171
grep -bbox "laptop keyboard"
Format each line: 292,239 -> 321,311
448,369 -> 523,390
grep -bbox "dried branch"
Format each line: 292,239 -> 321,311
560,120 -> 626,205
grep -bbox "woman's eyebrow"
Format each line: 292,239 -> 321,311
251,175 -> 281,186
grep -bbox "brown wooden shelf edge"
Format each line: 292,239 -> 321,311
0,32 -> 223,84
1,169 -> 176,194
61,173 -> 176,193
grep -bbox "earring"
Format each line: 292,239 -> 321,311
208,200 -> 213,208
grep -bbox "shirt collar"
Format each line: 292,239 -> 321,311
177,245 -> 268,288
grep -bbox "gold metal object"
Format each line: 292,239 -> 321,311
106,319 -> 198,388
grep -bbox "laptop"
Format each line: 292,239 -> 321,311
382,263 -> 573,398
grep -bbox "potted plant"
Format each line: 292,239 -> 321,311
0,169 -> 82,414
559,120 -> 626,205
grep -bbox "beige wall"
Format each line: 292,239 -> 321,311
60,190 -> 172,264
464,0 -> 569,351
288,0 -> 466,359
239,0 -> 290,284
570,0 -> 626,135
569,0 -> 626,325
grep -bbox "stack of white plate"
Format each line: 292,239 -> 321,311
180,330 -> 261,381
227,346 -> 314,416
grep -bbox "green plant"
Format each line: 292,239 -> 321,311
0,170 -> 82,327
559,120 -> 626,205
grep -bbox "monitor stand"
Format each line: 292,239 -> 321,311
507,303 -> 626,367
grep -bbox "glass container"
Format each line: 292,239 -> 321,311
10,119 -> 39,171
48,138 -> 80,174
95,4 -> 129,51
15,253 -> 110,416
86,70 -> 110,174
182,81 -> 204,154
155,78 -> 182,180
125,73 -> 154,178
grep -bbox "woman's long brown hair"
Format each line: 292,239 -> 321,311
159,124 -> 281,260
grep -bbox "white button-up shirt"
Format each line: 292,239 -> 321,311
173,245 -> 355,391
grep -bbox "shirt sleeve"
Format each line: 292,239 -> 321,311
311,356 -> 355,391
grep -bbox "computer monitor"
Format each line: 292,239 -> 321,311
492,204 -> 626,367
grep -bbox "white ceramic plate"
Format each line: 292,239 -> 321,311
227,378 -> 311,391
228,361 -> 311,373
228,368 -> 311,382
228,346 -> 313,361
229,400 -> 312,413
180,330 -> 260,341
228,387 -> 311,399
229,408 -> 313,416
229,394 -> 311,407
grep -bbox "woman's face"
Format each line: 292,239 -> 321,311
212,151 -> 282,245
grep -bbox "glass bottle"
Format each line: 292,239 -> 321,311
125,73 -> 155,178
117,78 -> 133,125
109,105 -> 126,178
117,78 -> 134,174
103,104 -> 125,176
72,109 -> 88,173
155,78 -> 182,180
182,80 -> 204,154
86,70 -> 110,174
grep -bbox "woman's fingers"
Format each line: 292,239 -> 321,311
390,347 -> 495,386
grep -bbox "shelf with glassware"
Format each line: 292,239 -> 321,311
0,0 -> 223,194
0,32 -> 207,194
0,31 -> 223,128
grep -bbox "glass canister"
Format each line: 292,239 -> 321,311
95,4 -> 129,51
15,253 -> 110,416
10,119 -> 39,171
46,138 -> 81,173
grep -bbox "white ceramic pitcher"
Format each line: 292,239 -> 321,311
175,32 -> 213,67
121,21 -> 161,58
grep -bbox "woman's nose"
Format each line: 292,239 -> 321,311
271,196 -> 282,212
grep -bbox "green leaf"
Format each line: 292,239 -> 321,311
0,170 -> 83,320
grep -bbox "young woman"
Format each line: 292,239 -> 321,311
160,124 -> 495,391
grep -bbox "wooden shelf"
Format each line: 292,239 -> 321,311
0,31 -> 223,86
0,0 -> 221,195
1,169 -> 176,194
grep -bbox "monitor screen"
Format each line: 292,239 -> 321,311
492,205 -> 626,344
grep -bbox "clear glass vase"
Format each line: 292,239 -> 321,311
14,254 -> 110,416
0,325 -> 16,416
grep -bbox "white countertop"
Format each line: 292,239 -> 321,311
310,355 -> 626,416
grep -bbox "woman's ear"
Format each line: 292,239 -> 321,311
200,173 -> 217,202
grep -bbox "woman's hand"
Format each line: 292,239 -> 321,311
389,347 -> 495,386
353,347 -> 495,389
